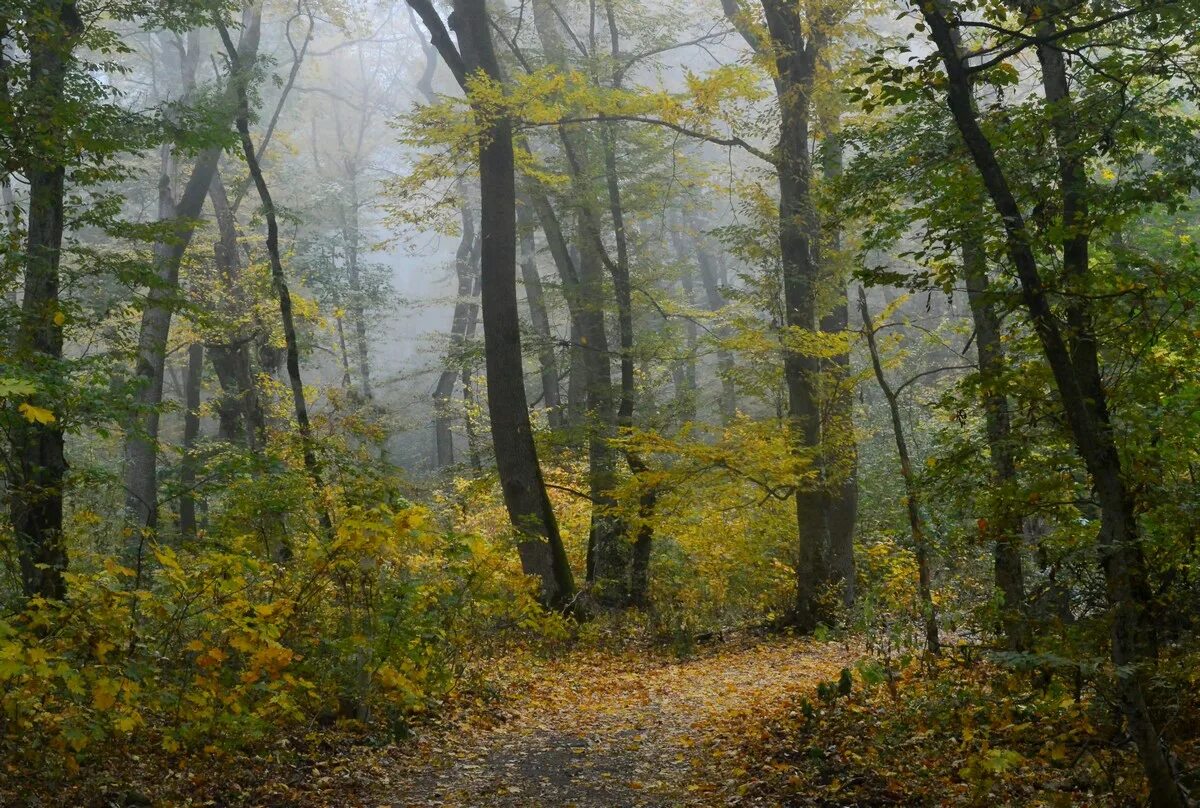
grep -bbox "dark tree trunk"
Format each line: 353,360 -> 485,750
816,137 -> 856,609
723,0 -> 830,629
920,8 -> 1183,801
963,232 -> 1029,651
219,17 -> 330,549
859,287 -> 939,654
178,342 -> 204,541
525,188 -> 586,428
764,0 -> 826,630
409,0 -> 576,606
208,173 -> 267,451
820,290 -> 857,609
7,0 -> 81,600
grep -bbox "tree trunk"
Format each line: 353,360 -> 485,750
208,173 -> 267,452
858,287 -> 939,654
517,196 -> 563,428
668,225 -> 698,422
178,342 -> 204,541
816,137 -> 856,609
122,7 -> 261,554
219,16 -> 329,549
434,205 -> 478,468
409,0 -> 576,606
690,224 -> 737,423
920,8 -> 1183,801
337,174 -> 372,400
527,0 -> 624,601
7,0 -> 81,600
962,231 -> 1028,651
763,0 -> 826,630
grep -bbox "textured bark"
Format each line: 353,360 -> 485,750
178,343 -> 204,541
920,7 -> 1183,801
859,287 -> 939,653
7,0 -> 81,600
409,0 -> 575,606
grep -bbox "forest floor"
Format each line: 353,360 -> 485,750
376,636 -> 857,808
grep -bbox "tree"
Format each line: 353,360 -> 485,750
910,1 -> 1192,800
408,0 -> 575,607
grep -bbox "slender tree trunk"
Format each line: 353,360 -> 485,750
338,175 -> 372,400
518,196 -> 563,428
962,231 -> 1028,651
434,205 -> 477,468
690,225 -> 737,423
178,342 -> 204,541
525,188 -> 586,427
920,9 -> 1183,801
462,267 -> 484,474
122,8 -> 261,554
668,225 -> 698,422
334,307 -> 352,389
409,0 -> 576,606
7,0 -> 81,600
219,16 -> 329,549
858,287 -> 939,653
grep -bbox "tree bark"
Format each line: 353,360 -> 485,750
178,342 -> 204,541
7,0 -> 82,600
963,231 -> 1029,651
409,0 -> 576,607
816,136 -> 856,609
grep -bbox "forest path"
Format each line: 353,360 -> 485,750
381,637 -> 856,807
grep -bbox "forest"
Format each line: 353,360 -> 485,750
1,0 -> 1199,803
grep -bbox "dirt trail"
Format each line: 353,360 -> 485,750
381,638 -> 856,808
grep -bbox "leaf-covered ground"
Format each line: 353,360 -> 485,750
377,637 -> 856,807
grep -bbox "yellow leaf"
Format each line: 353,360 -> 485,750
92,679 -> 119,711
53,311 -> 65,326
18,403 -> 55,424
